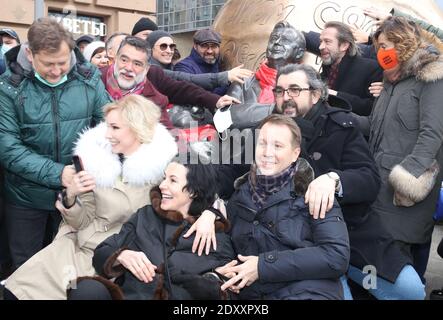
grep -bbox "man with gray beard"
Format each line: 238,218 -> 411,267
100,36 -> 239,129
303,21 -> 382,116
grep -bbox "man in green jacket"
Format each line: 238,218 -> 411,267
0,18 -> 111,269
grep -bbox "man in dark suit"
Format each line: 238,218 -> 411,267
304,21 -> 382,116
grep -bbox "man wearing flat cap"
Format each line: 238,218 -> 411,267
131,17 -> 158,40
174,28 -> 227,94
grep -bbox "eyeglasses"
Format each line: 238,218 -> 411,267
272,87 -> 311,98
158,43 -> 177,51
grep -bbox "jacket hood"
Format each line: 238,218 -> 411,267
7,43 -> 78,75
73,122 -> 178,188
233,157 -> 315,196
400,41 -> 443,82
3,43 -> 95,88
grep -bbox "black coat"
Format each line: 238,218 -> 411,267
297,101 -> 411,282
228,160 -> 350,300
304,31 -> 383,116
93,189 -> 236,300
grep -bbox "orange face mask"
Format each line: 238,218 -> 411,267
377,47 -> 399,70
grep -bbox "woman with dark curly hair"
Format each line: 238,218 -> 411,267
68,153 -> 236,300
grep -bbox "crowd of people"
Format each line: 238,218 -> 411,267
0,5 -> 442,300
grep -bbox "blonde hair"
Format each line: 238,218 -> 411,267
103,95 -> 161,144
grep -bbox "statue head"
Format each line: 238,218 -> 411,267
266,21 -> 306,69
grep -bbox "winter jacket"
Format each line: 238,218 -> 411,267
227,159 -> 350,300
366,41 -> 443,244
296,102 -> 380,226
293,101 -> 412,282
4,122 -> 177,299
174,48 -> 227,95
304,31 -> 383,116
93,188 -> 236,300
0,45 -> 111,210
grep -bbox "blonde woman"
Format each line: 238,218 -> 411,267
4,95 -> 178,299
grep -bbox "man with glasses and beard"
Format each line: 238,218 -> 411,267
100,36 -> 239,130
273,64 -> 424,300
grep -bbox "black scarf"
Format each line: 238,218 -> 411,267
249,161 -> 297,209
293,101 -> 328,151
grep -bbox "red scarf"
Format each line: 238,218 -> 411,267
105,64 -> 146,100
255,62 -> 277,104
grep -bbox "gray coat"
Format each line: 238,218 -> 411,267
368,43 -> 443,244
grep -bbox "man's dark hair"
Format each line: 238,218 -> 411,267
173,152 -> 218,216
28,18 -> 75,54
116,36 -> 151,63
324,21 -> 360,57
276,63 -> 328,101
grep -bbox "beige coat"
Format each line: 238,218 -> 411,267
5,122 -> 177,299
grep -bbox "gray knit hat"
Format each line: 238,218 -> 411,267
147,30 -> 172,49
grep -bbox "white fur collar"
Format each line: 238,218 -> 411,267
73,122 -> 177,188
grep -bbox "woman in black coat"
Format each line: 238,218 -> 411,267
69,155 -> 236,300
217,114 -> 350,300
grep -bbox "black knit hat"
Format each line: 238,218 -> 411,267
131,17 -> 158,36
147,30 -> 172,49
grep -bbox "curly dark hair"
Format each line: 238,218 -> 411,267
173,151 -> 218,216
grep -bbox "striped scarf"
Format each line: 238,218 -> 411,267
249,162 -> 297,209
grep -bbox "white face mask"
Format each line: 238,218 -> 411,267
1,45 -> 12,56
213,105 -> 232,140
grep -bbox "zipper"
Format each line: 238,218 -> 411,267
51,90 -> 61,162
235,202 -> 257,215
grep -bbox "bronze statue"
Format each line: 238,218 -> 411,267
214,0 -> 443,71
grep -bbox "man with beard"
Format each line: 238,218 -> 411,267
174,29 -> 228,95
303,21 -> 382,116
273,63 -> 425,300
101,36 -> 239,129
273,63 -> 379,218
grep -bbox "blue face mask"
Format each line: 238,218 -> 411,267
34,71 -> 68,87
1,45 -> 12,56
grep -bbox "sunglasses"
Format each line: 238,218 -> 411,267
158,43 -> 177,51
